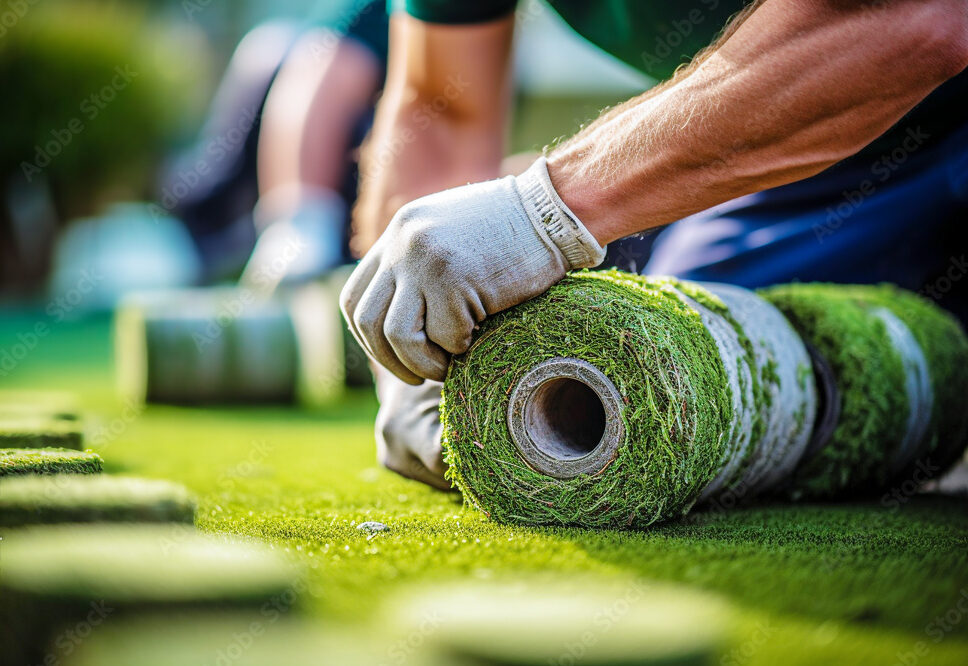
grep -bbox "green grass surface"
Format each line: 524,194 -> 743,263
1,308 -> 967,665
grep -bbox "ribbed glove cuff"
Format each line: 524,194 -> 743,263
516,157 -> 606,270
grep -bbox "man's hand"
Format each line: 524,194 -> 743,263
340,157 -> 606,384
373,366 -> 449,490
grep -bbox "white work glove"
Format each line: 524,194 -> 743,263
340,157 -> 606,384
241,186 -> 347,293
373,366 -> 450,490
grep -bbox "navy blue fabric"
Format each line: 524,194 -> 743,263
606,123 -> 968,326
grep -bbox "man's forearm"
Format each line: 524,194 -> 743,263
549,0 -> 968,245
352,14 -> 513,254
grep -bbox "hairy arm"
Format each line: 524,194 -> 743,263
550,0 -> 968,245
351,13 -> 514,253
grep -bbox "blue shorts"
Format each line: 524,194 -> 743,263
605,122 -> 968,326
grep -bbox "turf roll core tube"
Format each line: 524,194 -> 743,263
442,271 -> 817,528
507,357 -> 625,478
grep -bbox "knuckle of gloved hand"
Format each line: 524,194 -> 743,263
383,320 -> 414,353
353,305 -> 380,339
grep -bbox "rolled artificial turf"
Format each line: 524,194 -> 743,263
115,280 -> 367,406
759,283 -> 968,497
0,475 -> 195,528
0,416 -> 83,449
0,524 -> 299,666
387,577 -> 731,666
0,448 -> 102,477
442,270 -> 815,528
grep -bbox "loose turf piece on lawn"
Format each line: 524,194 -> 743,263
0,524 -> 299,666
0,475 -> 196,528
0,448 -> 102,477
760,283 -> 968,498
0,416 -> 83,449
442,270 -> 815,528
387,577 -> 732,665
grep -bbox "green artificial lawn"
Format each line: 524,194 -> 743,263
1,308 -> 966,665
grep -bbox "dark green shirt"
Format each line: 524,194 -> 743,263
391,0 -> 967,159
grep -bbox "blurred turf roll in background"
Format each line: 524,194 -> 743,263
115,271 -> 370,407
0,448 -> 102,477
0,475 -> 195,528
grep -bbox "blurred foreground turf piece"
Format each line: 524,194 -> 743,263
0,524 -> 299,666
64,613 -> 389,666
0,416 -> 83,449
0,390 -> 79,421
0,475 -> 195,528
388,577 -> 732,666
0,448 -> 102,477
